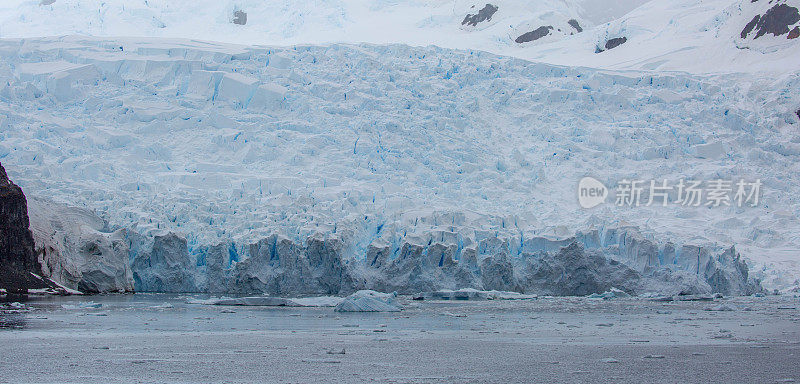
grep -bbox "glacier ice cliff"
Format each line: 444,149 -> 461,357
28,198 -> 134,293
127,226 -> 762,296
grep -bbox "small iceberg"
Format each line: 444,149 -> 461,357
704,303 -> 737,312
61,301 -> 102,310
587,288 -> 631,300
334,290 -> 401,312
187,296 -> 344,307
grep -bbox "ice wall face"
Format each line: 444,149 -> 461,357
519,243 -> 642,296
124,226 -> 762,296
0,37 -> 795,293
575,227 -> 763,295
130,232 -> 194,293
27,198 -> 134,293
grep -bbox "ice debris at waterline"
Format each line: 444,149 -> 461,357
60,301 -> 103,310
187,296 -> 343,307
334,290 -> 401,312
587,287 -> 630,300
413,288 -> 533,301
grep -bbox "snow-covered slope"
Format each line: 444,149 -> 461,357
522,0 -> 800,73
1,0 -> 797,74
0,0 -> 641,50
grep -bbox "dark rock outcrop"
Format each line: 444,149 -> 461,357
233,10 -> 247,26
0,163 -> 45,293
515,26 -> 553,43
462,4 -> 498,27
596,37 -> 628,53
568,19 -> 583,33
741,3 -> 800,39
605,37 -> 628,50
790,26 -> 800,39
742,15 -> 761,38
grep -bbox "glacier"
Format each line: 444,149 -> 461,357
0,36 -> 794,294
0,0 -> 798,295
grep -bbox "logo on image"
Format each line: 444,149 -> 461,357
578,177 -> 608,209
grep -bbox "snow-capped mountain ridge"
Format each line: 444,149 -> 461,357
0,0 -> 798,74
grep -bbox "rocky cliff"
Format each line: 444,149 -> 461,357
0,163 -> 45,293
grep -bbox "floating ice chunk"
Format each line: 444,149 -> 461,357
0,302 -> 30,311
595,323 -> 614,327
188,295 -> 343,307
414,288 -> 533,301
648,294 -> 715,302
602,358 -> 620,363
62,301 -> 102,309
213,297 -> 294,306
676,295 -> 716,301
186,297 -> 226,305
587,287 -> 631,300
705,303 -> 737,311
334,290 -> 401,312
290,296 -> 344,307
